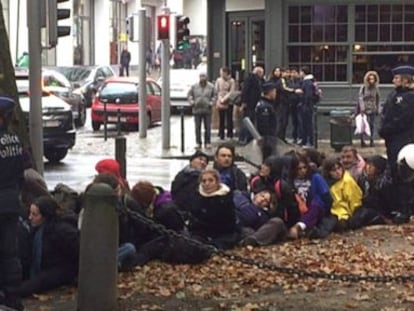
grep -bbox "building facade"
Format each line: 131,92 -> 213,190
207,0 -> 414,110
2,0 -> 206,69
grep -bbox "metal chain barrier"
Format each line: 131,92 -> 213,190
125,207 -> 414,284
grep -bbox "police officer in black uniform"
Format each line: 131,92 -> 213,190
0,96 -> 24,310
255,82 -> 278,161
379,65 -> 414,223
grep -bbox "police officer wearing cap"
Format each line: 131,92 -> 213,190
379,65 -> 414,223
255,82 -> 278,160
0,96 -> 24,310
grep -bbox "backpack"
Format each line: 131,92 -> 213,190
274,179 -> 308,221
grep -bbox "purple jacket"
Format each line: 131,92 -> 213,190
233,191 -> 270,230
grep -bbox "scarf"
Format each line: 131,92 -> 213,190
30,224 -> 45,278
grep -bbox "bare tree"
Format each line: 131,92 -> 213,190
0,3 -> 32,152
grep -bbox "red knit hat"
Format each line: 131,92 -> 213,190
95,159 -> 122,178
95,159 -> 129,189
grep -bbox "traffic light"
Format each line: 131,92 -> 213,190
126,15 -> 134,42
157,15 -> 170,40
47,0 -> 71,47
176,16 -> 190,51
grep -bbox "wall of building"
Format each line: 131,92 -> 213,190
226,0 -> 264,12
183,0 -> 207,36
94,0 -> 111,65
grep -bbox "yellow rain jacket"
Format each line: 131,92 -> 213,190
330,171 -> 362,220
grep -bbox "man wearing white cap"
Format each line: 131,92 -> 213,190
0,96 -> 24,310
379,65 -> 414,223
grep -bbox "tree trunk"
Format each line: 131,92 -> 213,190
0,3 -> 32,154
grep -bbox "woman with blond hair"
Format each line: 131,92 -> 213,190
356,70 -> 380,147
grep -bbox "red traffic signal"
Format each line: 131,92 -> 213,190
157,15 -> 169,40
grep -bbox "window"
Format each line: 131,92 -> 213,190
353,4 -> 414,83
288,5 -> 348,81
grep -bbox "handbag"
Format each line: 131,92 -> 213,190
216,99 -> 229,110
354,113 -> 371,137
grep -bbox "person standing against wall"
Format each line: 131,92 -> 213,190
379,65 -> 414,223
239,66 -> 264,145
188,73 -> 216,149
356,71 -> 380,147
0,96 -> 24,310
215,67 -> 236,140
119,46 -> 131,77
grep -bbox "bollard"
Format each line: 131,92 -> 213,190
117,108 -> 122,136
115,136 -> 127,179
77,183 -> 119,311
104,101 -> 108,141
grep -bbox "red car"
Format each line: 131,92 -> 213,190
91,77 -> 162,131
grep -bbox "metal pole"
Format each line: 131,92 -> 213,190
161,7 -> 171,150
138,8 -> 147,137
180,107 -> 184,153
28,0 -> 44,175
15,0 -> 20,63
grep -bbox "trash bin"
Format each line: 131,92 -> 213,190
330,109 -> 353,152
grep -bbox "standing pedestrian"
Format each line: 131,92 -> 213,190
119,46 -> 131,77
0,96 -> 24,310
275,68 -> 302,143
356,71 -> 380,147
145,48 -> 153,75
379,65 -> 414,223
239,66 -> 264,145
215,67 -> 236,140
255,82 -> 278,161
299,66 -> 318,147
187,73 -> 216,149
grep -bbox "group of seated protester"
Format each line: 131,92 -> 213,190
17,143 -> 412,297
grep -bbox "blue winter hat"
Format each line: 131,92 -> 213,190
391,65 -> 414,76
0,96 -> 15,112
262,82 -> 277,93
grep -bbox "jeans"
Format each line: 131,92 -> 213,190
218,105 -> 234,139
194,113 -> 211,145
299,104 -> 314,145
118,243 -> 137,271
361,113 -> 375,144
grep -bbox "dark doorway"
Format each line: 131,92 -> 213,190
227,12 -> 265,85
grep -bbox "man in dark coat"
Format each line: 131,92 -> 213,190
171,150 -> 209,214
0,96 -> 24,310
239,66 -> 264,145
119,47 -> 131,77
379,65 -> 414,222
213,143 -> 248,192
255,82 -> 278,160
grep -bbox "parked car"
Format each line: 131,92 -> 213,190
42,69 -> 87,127
91,76 -> 162,131
157,68 -> 200,100
50,65 -> 116,107
16,68 -> 87,128
15,70 -> 76,163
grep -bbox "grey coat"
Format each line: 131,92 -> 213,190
187,82 -> 216,115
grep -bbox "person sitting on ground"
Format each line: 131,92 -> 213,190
18,196 -> 79,297
234,188 -> 287,246
308,157 -> 362,239
288,153 -> 332,239
131,180 -> 185,232
340,145 -> 366,181
20,149 -> 49,212
87,173 -> 138,272
213,143 -> 248,192
95,158 -> 130,192
349,155 -> 394,229
250,155 -> 301,230
171,150 -> 209,216
188,168 -> 241,249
